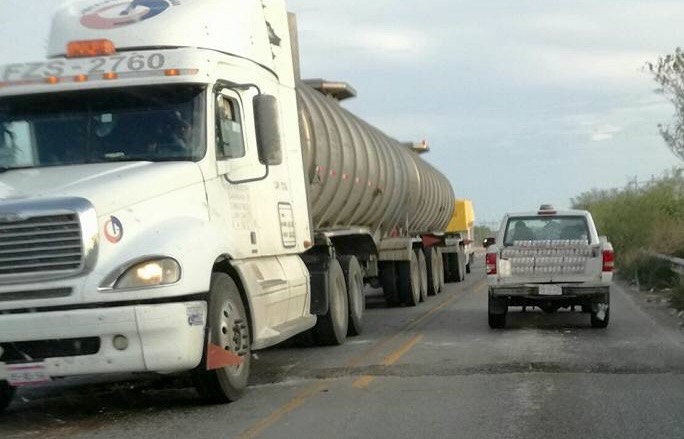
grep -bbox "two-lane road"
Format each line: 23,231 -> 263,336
3,259 -> 684,439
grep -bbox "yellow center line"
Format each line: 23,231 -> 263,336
352,333 -> 424,389
235,278 -> 486,439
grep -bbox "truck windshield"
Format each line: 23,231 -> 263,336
0,84 -> 205,169
503,216 -> 590,246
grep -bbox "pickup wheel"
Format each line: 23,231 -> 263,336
488,294 -> 507,329
380,261 -> 401,307
193,273 -> 250,404
416,249 -> 429,302
339,255 -> 364,336
312,258 -> 349,345
488,312 -> 506,329
425,247 -> 441,295
398,251 -> 421,307
590,305 -> 610,328
0,381 -> 15,413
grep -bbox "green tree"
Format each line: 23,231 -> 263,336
648,48 -> 684,161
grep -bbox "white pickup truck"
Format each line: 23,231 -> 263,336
486,205 -> 614,329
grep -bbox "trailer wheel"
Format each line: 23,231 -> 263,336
425,247 -> 441,296
456,253 -> 465,282
445,253 -> 463,283
398,251 -> 421,307
339,255 -> 364,336
416,249 -> 429,302
380,261 -> 401,307
193,273 -> 250,404
436,250 -> 445,293
312,258 -> 349,345
0,381 -> 15,413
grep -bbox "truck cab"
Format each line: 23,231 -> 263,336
0,0 -> 316,409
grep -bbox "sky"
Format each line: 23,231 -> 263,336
0,0 -> 683,225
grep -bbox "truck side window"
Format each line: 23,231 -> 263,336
216,96 -> 245,159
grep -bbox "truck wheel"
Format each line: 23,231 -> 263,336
590,305 -> 610,328
425,247 -> 441,296
379,261 -> 401,307
443,253 -> 456,283
416,249 -> 429,302
0,381 -> 15,413
193,273 -> 251,404
312,258 -> 349,345
398,251 -> 421,307
436,251 -> 445,293
339,255 -> 364,336
449,253 -> 464,283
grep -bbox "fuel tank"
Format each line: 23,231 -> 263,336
297,81 -> 455,236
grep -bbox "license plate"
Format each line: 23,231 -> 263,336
539,285 -> 562,296
6,363 -> 50,386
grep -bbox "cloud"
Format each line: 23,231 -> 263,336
591,124 -> 623,142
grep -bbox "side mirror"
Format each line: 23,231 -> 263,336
483,237 -> 496,248
253,94 -> 283,166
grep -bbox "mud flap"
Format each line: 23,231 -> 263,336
206,343 -> 243,370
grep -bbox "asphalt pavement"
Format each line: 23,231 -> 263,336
2,258 -> 684,439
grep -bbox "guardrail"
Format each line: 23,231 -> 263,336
653,253 -> 684,275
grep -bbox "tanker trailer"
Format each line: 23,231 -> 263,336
296,77 -> 461,334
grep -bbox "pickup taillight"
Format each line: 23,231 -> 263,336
602,249 -> 614,272
486,253 -> 497,275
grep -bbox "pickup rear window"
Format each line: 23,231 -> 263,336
503,216 -> 590,246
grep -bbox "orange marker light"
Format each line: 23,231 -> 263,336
45,76 -> 60,84
74,74 -> 88,82
102,72 -> 118,80
67,39 -> 116,58
164,69 -> 181,76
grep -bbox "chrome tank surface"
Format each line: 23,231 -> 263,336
297,82 -> 454,236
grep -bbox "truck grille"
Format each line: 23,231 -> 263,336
0,214 -> 84,277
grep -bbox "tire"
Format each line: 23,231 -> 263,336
312,258 -> 349,345
398,251 -> 421,307
339,255 -> 364,336
581,304 -> 592,313
457,252 -> 466,282
193,273 -> 251,404
416,249 -> 429,302
488,312 -> 506,329
465,254 -> 472,274
0,381 -> 15,413
379,261 -> 400,307
488,294 -> 507,329
436,250 -> 445,293
425,247 -> 441,296
443,253 -> 457,283
590,305 -> 610,328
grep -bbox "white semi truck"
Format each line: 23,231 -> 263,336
0,0 -> 462,410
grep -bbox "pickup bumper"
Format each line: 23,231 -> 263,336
489,285 -> 609,313
0,301 -> 207,383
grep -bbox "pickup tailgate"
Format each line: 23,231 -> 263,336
497,241 -> 603,284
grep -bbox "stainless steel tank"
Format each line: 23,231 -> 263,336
296,81 -> 455,236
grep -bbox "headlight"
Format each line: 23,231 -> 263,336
101,257 -> 181,291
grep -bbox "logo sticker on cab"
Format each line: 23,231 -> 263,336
81,0 -> 179,30
104,216 -> 124,243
